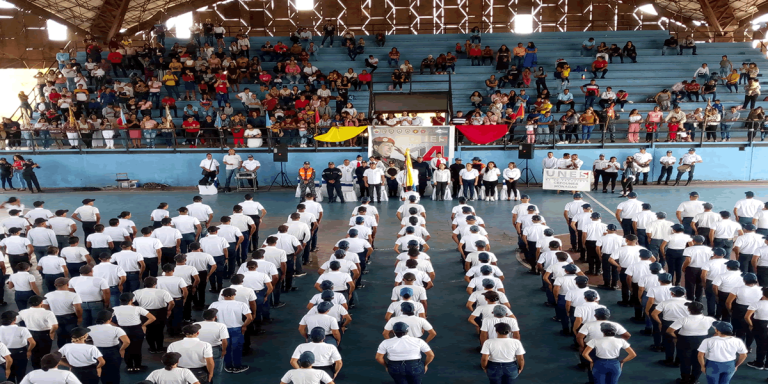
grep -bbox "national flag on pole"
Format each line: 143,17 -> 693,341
512,103 -> 525,121
404,148 -> 415,187
164,105 -> 172,128
215,113 -> 222,128
265,110 -> 271,127
119,109 -> 126,126
314,107 -> 320,124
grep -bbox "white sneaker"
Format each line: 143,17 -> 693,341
628,101 -> 634,104
620,109 -> 624,112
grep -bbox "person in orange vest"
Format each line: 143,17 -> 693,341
298,161 -> 316,201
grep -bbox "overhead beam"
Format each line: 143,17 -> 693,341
6,0 -> 91,36
122,0 -> 217,36
90,0 -> 132,41
697,0 -> 724,32
632,1 -> 697,30
697,0 -> 736,34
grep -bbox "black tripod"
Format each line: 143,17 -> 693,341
269,162 -> 293,190
520,159 -> 537,187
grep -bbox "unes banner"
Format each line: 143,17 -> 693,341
542,169 -> 594,191
368,126 -> 455,169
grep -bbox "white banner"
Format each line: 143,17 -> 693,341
542,169 -> 594,191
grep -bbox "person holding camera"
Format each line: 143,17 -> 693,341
22,159 -> 42,194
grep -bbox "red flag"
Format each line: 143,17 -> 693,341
512,104 -> 525,121
315,107 -> 320,124
456,125 -> 509,145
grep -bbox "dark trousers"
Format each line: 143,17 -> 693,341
8,254 -> 28,273
180,233 -> 196,255
712,238 -> 734,260
619,271 -> 630,303
705,280 -> 719,317
82,221 -> 97,239
658,166 -> 673,183
417,178 -> 428,197
718,291 -> 732,322
168,297 -> 183,335
326,182 -> 344,203
754,319 -> 768,367
121,324 -> 144,369
387,359 -> 424,384
15,290 -> 35,311
55,314 -> 78,347
678,335 -> 707,382
193,270 -> 208,307
567,219 -> 577,250
368,184 -> 382,202
525,241 -> 537,272
247,215 -> 261,251
757,265 -> 768,287
23,173 -> 41,192
161,247 -> 177,266
211,255 -> 225,291
43,273 -> 64,292
8,347 -> 28,383
601,254 -> 618,287
684,267 -> 703,302
29,330 -> 52,370
125,271 -> 141,293
146,308 -> 167,350
451,179 -> 460,197
593,169 -> 604,190
585,240 -> 599,274
225,243 -> 237,278
739,253 -> 755,273
435,182 -> 447,200
733,303 -> 753,349
621,218 -> 635,236
98,345 -> 122,384
637,229 -> 648,248
666,249 -> 684,286
143,258 -> 159,279
71,363 -> 99,384
661,319 -> 676,362
284,256 -> 296,291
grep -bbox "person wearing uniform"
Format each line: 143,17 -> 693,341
282,351 -> 335,384
591,154 -> 607,191
726,273 -> 761,352
662,224 -> 693,286
734,191 -> 764,228
677,192 -> 706,236
692,203 -> 720,246
632,148 -> 652,185
21,352 -> 80,384
200,226 -> 230,293
673,148 -> 703,186
667,301 -> 716,384
646,212 -> 673,265
375,321 -> 434,384
480,322 -> 526,384
632,203 -> 655,248
134,227 -> 163,279
239,194 -> 266,252
92,252 -> 126,309
582,212 -> 607,276
145,352 -> 201,384
384,302 -> 436,342
597,224 -> 625,289
170,209 -> 199,255
186,243 -> 217,310
745,287 -> 768,370
552,263 -> 580,335
71,199 -> 100,239
195,309 -> 229,376
58,327 -> 104,384
264,225 -> 303,294
187,196 -> 214,238
681,235 -> 712,302
230,206 -> 256,273
27,218 -> 57,262
8,262 -> 40,311
157,263 -> 188,336
657,150 -> 676,185
522,215 -> 549,274
570,204 -> 592,260
582,323 -> 637,384
0,227 -> 33,273
733,224 -> 763,273
753,202 -> 768,238
608,235 -> 643,306
702,248 -> 729,318
111,241 -> 145,293
167,324 -> 215,384
652,286 -> 689,366
0,310 -> 34,383
615,191 -> 643,236
113,292 -> 156,373
322,162 -> 345,203
42,277 -> 82,347
209,288 -> 253,373
299,301 -> 341,346
218,216 -> 244,279
49,209 -> 77,251
84,224 -> 114,261
479,305 -> 520,346
754,239 -> 768,286
17,295 -> 57,370
291,327 -> 342,379
133,276 -> 174,353
713,260 -> 745,322
88,310 -> 130,384
69,265 -> 110,327
710,211 -> 743,260
363,162 -> 385,203
564,193 -> 586,251
697,321 -> 748,384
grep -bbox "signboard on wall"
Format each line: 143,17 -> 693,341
368,126 -> 455,169
542,169 -> 594,191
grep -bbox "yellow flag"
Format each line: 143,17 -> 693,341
404,148 -> 414,187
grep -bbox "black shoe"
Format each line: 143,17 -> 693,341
658,359 -> 676,367
685,180 -> 691,186
544,302 -> 555,307
290,287 -> 299,291
273,302 -> 286,309
616,301 -> 630,307
746,361 -> 765,370
639,329 -> 653,336
673,180 -> 680,186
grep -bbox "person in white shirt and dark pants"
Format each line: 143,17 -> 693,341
375,322 -> 434,384
209,288 -> 253,373
582,322 -> 636,384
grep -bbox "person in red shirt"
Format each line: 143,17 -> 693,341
258,71 -> 272,86
357,70 -> 372,91
161,96 -> 178,117
431,112 -> 446,125
181,71 -> 197,101
181,116 -> 201,146
591,56 -> 608,79
469,44 -> 482,66
274,41 -> 288,60
107,48 -> 128,77
215,80 -> 229,108
263,94 -> 278,111
48,90 -> 61,104
294,95 -> 309,110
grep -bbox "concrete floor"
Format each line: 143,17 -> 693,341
1,184 -> 767,384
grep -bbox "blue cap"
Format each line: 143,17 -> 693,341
584,290 -> 598,300
348,228 -> 358,237
670,286 -> 686,296
607,224 -> 617,231
671,224 -> 684,231
521,194 -> 530,199
361,197 -> 371,202
408,195 -> 417,201
582,203 -> 592,209
649,262 -> 663,272
714,321 -> 733,334
627,191 -> 637,198
405,226 -> 416,234
478,252 -> 490,261
600,323 -> 617,334
713,247 -> 727,256
470,225 -> 480,232
532,215 -> 542,221
466,215 -> 476,221
574,193 -> 583,198
744,273 -> 758,284
400,287 -> 413,297
392,322 -> 409,333
334,249 -> 346,258
693,235 -> 705,243
355,216 -> 365,224
320,280 -> 334,290
703,202 -> 713,209
639,249 -> 653,259
656,211 -> 667,218
726,260 -> 740,270
564,264 -> 578,273
462,206 -> 473,213
480,265 -> 493,274
309,327 -> 325,342
321,290 -> 334,300
482,278 -> 495,288
329,261 -> 341,270
746,191 -> 755,197
642,203 -> 652,209
298,351 -> 315,365
337,240 -> 349,249
407,240 -> 419,247
492,305 -> 507,317
475,240 -> 487,247
317,301 -> 333,313
575,276 -> 589,284
745,224 -> 757,231
595,307 -> 611,318
689,191 -> 699,196
400,302 -> 414,313
591,212 -> 601,219
527,205 -> 536,211
544,228 -> 555,236
720,211 -> 731,218
658,273 -> 672,283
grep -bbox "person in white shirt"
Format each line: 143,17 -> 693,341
713,260 -> 744,323
661,224 -> 693,286
0,227 -> 34,273
733,224 -> 764,274
656,150 -> 676,185
734,191 -> 764,228
209,287 -> 253,373
282,350 -> 336,384
9,262 -> 40,311
673,148 -> 703,186
697,321 -> 748,383
48,209 -> 77,250
21,351 -> 81,384
632,148 -> 653,185
383,302 -> 436,341
17,295 -> 57,371
187,196 -> 214,237
615,191 -> 644,236
375,322 -> 434,383
363,163 -> 385,203
581,322 -> 636,384
199,153 -> 220,186
36,246 -> 69,292
145,351 -> 202,384
167,323 -> 215,382
710,211 -> 744,258
290,327 -> 342,379
692,202 -> 720,246
479,321 -> 525,381
221,148 -> 242,192
666,300 -> 716,382
71,198 -> 100,238
150,203 -> 170,228
481,162 -> 501,201
58,326 -> 105,383
459,163 -> 480,201
502,162 -> 521,201
596,223 -> 625,289
157,263 -> 189,337
680,235 -> 712,302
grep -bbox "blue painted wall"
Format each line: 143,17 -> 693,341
24,146 -> 768,188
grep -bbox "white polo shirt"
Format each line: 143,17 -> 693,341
49,216 -> 76,236
611,245 -> 645,268
88,324 -> 126,347
291,342 -> 341,367
578,320 -> 627,343
25,208 -> 54,222
85,233 -> 113,248
151,226 -> 183,247
734,232 -> 764,254
171,216 -> 200,235
229,213 -> 254,232
587,337 -> 630,359
698,336 -> 748,362
677,200 -> 706,219
195,321 -> 230,347
186,251 -> 216,272
60,246 -> 89,264
712,271 -> 745,293
280,369 -> 333,384
134,237 -> 163,259
186,203 -> 213,222
262,246 -> 288,268
263,233 -> 301,255
17,307 -> 57,331
479,317 -> 520,340
596,233 -> 626,255
218,284 -> 257,305
112,305 -> 149,327
111,250 -> 144,272
647,220 -> 674,241
633,211 -> 656,230
299,313 -> 339,335
713,220 -> 742,239
73,205 -> 99,221
735,198 -> 764,218
27,227 -> 57,247
693,211 -> 721,229
58,343 -> 102,367
239,200 -> 265,216
670,315 -> 716,336
702,258 -> 728,281
145,367 -> 199,384
391,285 -> 428,302
573,303 -> 607,323
103,226 -> 129,242
667,233 -> 692,250
200,234 -> 229,257
133,288 -> 173,310
209,300 -> 251,327
616,199 -> 644,220
376,335 -> 431,361
302,200 -> 323,221
43,290 -> 82,315
38,255 -> 66,274
9,272 -> 35,291
383,315 -> 433,338
93,263 -> 126,287
0,236 -> 30,254
683,245 -> 713,268
168,337 -> 213,369
315,271 -> 353,292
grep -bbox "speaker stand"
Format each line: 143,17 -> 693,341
520,159 -> 537,187
268,162 -> 293,191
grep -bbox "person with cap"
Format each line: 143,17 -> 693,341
681,235 -> 713,302
72,199 -> 100,239
134,227 -> 163,279
673,148 -> 703,186
518,206 -> 547,255
753,202 -> 768,238
48,209 -> 77,251
299,301 -> 341,346
186,196 -> 214,238
291,328 -> 342,380
632,147 -> 653,185
452,196 -> 475,220
145,351 -> 201,384
460,226 -> 489,262
711,211 -> 744,260
112,292 -> 156,373
311,281 -> 348,310
68,265 -> 110,327
734,191 -> 764,228
209,287 -> 253,373
42,277 -> 82,347
21,352 -> 80,383
564,193 -> 586,252
384,302 -> 436,342
625,248 -> 656,322
582,212 -> 608,276
480,322 -> 525,383
662,224 -> 693,286
397,196 -> 427,220
393,275 -> 430,316
616,191 -> 643,236
229,205 -> 256,273
300,192 -> 324,254
465,253 -> 501,282
87,310 -> 129,384
570,204 -> 593,261
376,320 -> 434,384
657,150 -> 677,185
581,322 -> 637,384
566,276 -> 602,323
726,273 -> 761,348
133,276 -> 175,354
110,240 -> 145,293
553,263 -> 581,335
479,305 -> 520,345
572,290 -> 607,335
645,271 -> 672,346
16,295 -> 56,370
400,218 -> 430,241
338,230 -> 373,284
157,263 -> 188,336
240,263 -> 274,337
26,218 -> 56,262
577,307 -> 632,383
745,286 -> 768,370
468,278 -> 510,311
238,194 -> 266,252
692,203 -> 720,246
636,205 -> 660,249
92,252 -> 126,309
608,235 -> 643,306
646,211 -> 674,265
353,197 -> 380,224
712,260 -> 744,322
653,286 -> 690,366
467,266 -> 502,295
697,321 -> 748,384
217,217 -> 243,279
754,238 -> 768,286
666,301 -> 716,383
535,228 -> 562,260
596,224 -> 626,290
169,208 -> 200,255
702,247 -> 729,318
522,215 -> 550,274
0,227 -> 33,273
677,191 -> 706,236
167,323 -> 215,383
733,224 -> 763,273
349,215 -> 374,245
57,326 -> 104,384
283,350 -> 336,384
309,290 -> 352,331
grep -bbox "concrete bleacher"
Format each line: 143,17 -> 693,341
71,29 -> 768,136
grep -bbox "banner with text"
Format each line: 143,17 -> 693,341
542,169 -> 594,191
368,126 -> 455,169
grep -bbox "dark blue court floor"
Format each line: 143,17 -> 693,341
1,184 -> 766,383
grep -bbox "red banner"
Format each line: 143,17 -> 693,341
456,125 -> 509,144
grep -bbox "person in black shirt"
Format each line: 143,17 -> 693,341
355,160 -> 369,198
322,162 -> 344,203
200,115 -> 218,148
449,158 -> 464,197
662,36 -> 678,56
412,157 -> 432,197
0,158 -> 13,190
203,19 -> 215,46
499,67 -> 519,88
22,159 -> 42,193
321,22 -> 336,47
608,44 -> 623,63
